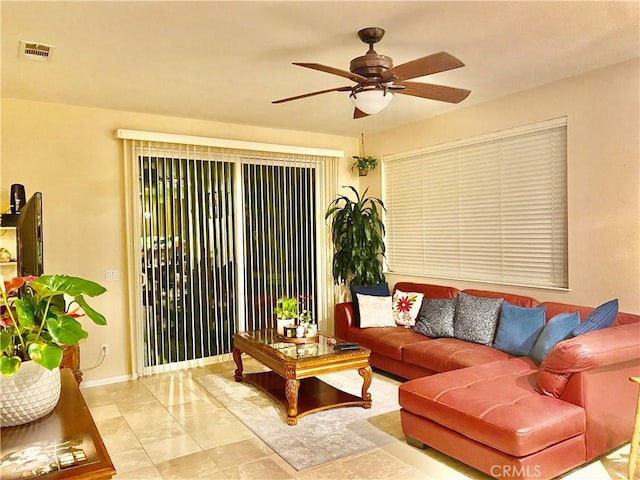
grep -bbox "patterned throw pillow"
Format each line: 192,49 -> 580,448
356,294 -> 396,328
392,289 -> 425,327
454,292 -> 503,345
413,297 -> 456,338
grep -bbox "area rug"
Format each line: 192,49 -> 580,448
195,369 -> 401,470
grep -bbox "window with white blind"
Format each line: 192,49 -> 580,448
383,117 -> 568,289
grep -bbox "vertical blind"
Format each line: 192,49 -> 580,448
242,158 -> 320,331
138,149 -> 236,368
119,131 -> 340,374
383,118 -> 568,289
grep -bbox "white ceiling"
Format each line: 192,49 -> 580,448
2,1 -> 639,137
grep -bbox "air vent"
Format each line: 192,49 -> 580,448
19,41 -> 55,62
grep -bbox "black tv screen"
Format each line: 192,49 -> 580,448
17,192 -> 44,277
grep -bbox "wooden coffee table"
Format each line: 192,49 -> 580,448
233,330 -> 372,425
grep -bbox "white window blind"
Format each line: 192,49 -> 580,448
383,118 -> 568,289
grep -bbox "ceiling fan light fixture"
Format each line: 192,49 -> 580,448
349,87 -> 393,115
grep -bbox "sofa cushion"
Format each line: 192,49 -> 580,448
356,294 -> 396,328
454,292 -> 503,346
347,326 -> 429,361
494,302 -> 546,356
462,289 -> 539,308
413,298 -> 456,338
392,289 -> 424,327
529,312 -> 580,364
394,282 -> 458,299
571,298 -> 618,336
403,337 -> 511,373
399,358 -> 586,457
350,283 -> 390,327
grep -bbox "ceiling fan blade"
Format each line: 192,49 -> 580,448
382,51 -> 465,81
395,81 -> 471,104
293,63 -> 367,83
353,108 -> 369,119
272,86 -> 352,104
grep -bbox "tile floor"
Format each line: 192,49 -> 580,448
82,360 -> 631,480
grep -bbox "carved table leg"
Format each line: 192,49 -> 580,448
233,348 -> 243,382
359,365 -> 373,408
285,378 -> 300,425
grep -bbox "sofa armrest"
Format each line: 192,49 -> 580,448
543,322 -> 640,372
334,302 -> 355,341
539,322 -> 640,460
537,322 -> 640,397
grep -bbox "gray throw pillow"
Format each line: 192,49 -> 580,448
413,298 -> 456,338
454,292 -> 503,345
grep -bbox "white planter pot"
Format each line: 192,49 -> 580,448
0,362 -> 61,427
276,318 -> 296,335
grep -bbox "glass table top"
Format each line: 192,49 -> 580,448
239,329 -> 343,360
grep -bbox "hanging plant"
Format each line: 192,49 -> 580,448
351,133 -> 378,176
351,155 -> 378,176
325,186 -> 386,286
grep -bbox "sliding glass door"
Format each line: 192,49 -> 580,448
135,146 -> 326,373
139,155 -> 236,368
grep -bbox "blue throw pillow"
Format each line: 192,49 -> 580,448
530,312 -> 580,364
571,299 -> 618,337
493,302 -> 546,356
350,283 -> 390,327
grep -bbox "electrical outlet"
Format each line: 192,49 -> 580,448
105,270 -> 119,282
101,344 -> 109,355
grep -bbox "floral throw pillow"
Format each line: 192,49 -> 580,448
392,289 -> 425,327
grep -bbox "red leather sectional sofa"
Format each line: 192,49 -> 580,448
334,281 -> 640,479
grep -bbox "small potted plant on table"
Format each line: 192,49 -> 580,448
274,295 -> 299,336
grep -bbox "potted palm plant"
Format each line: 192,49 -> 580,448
325,186 -> 386,286
0,274 -> 107,426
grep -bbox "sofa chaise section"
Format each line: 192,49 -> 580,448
400,357 -> 587,479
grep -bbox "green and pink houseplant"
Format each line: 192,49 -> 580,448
0,274 -> 107,426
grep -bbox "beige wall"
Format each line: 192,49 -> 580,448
366,58 -> 640,314
1,100 -> 358,382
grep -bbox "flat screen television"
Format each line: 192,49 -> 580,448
17,192 -> 44,277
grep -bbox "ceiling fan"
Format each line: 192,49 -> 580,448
272,27 -> 471,119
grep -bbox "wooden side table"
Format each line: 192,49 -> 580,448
0,369 -> 115,479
